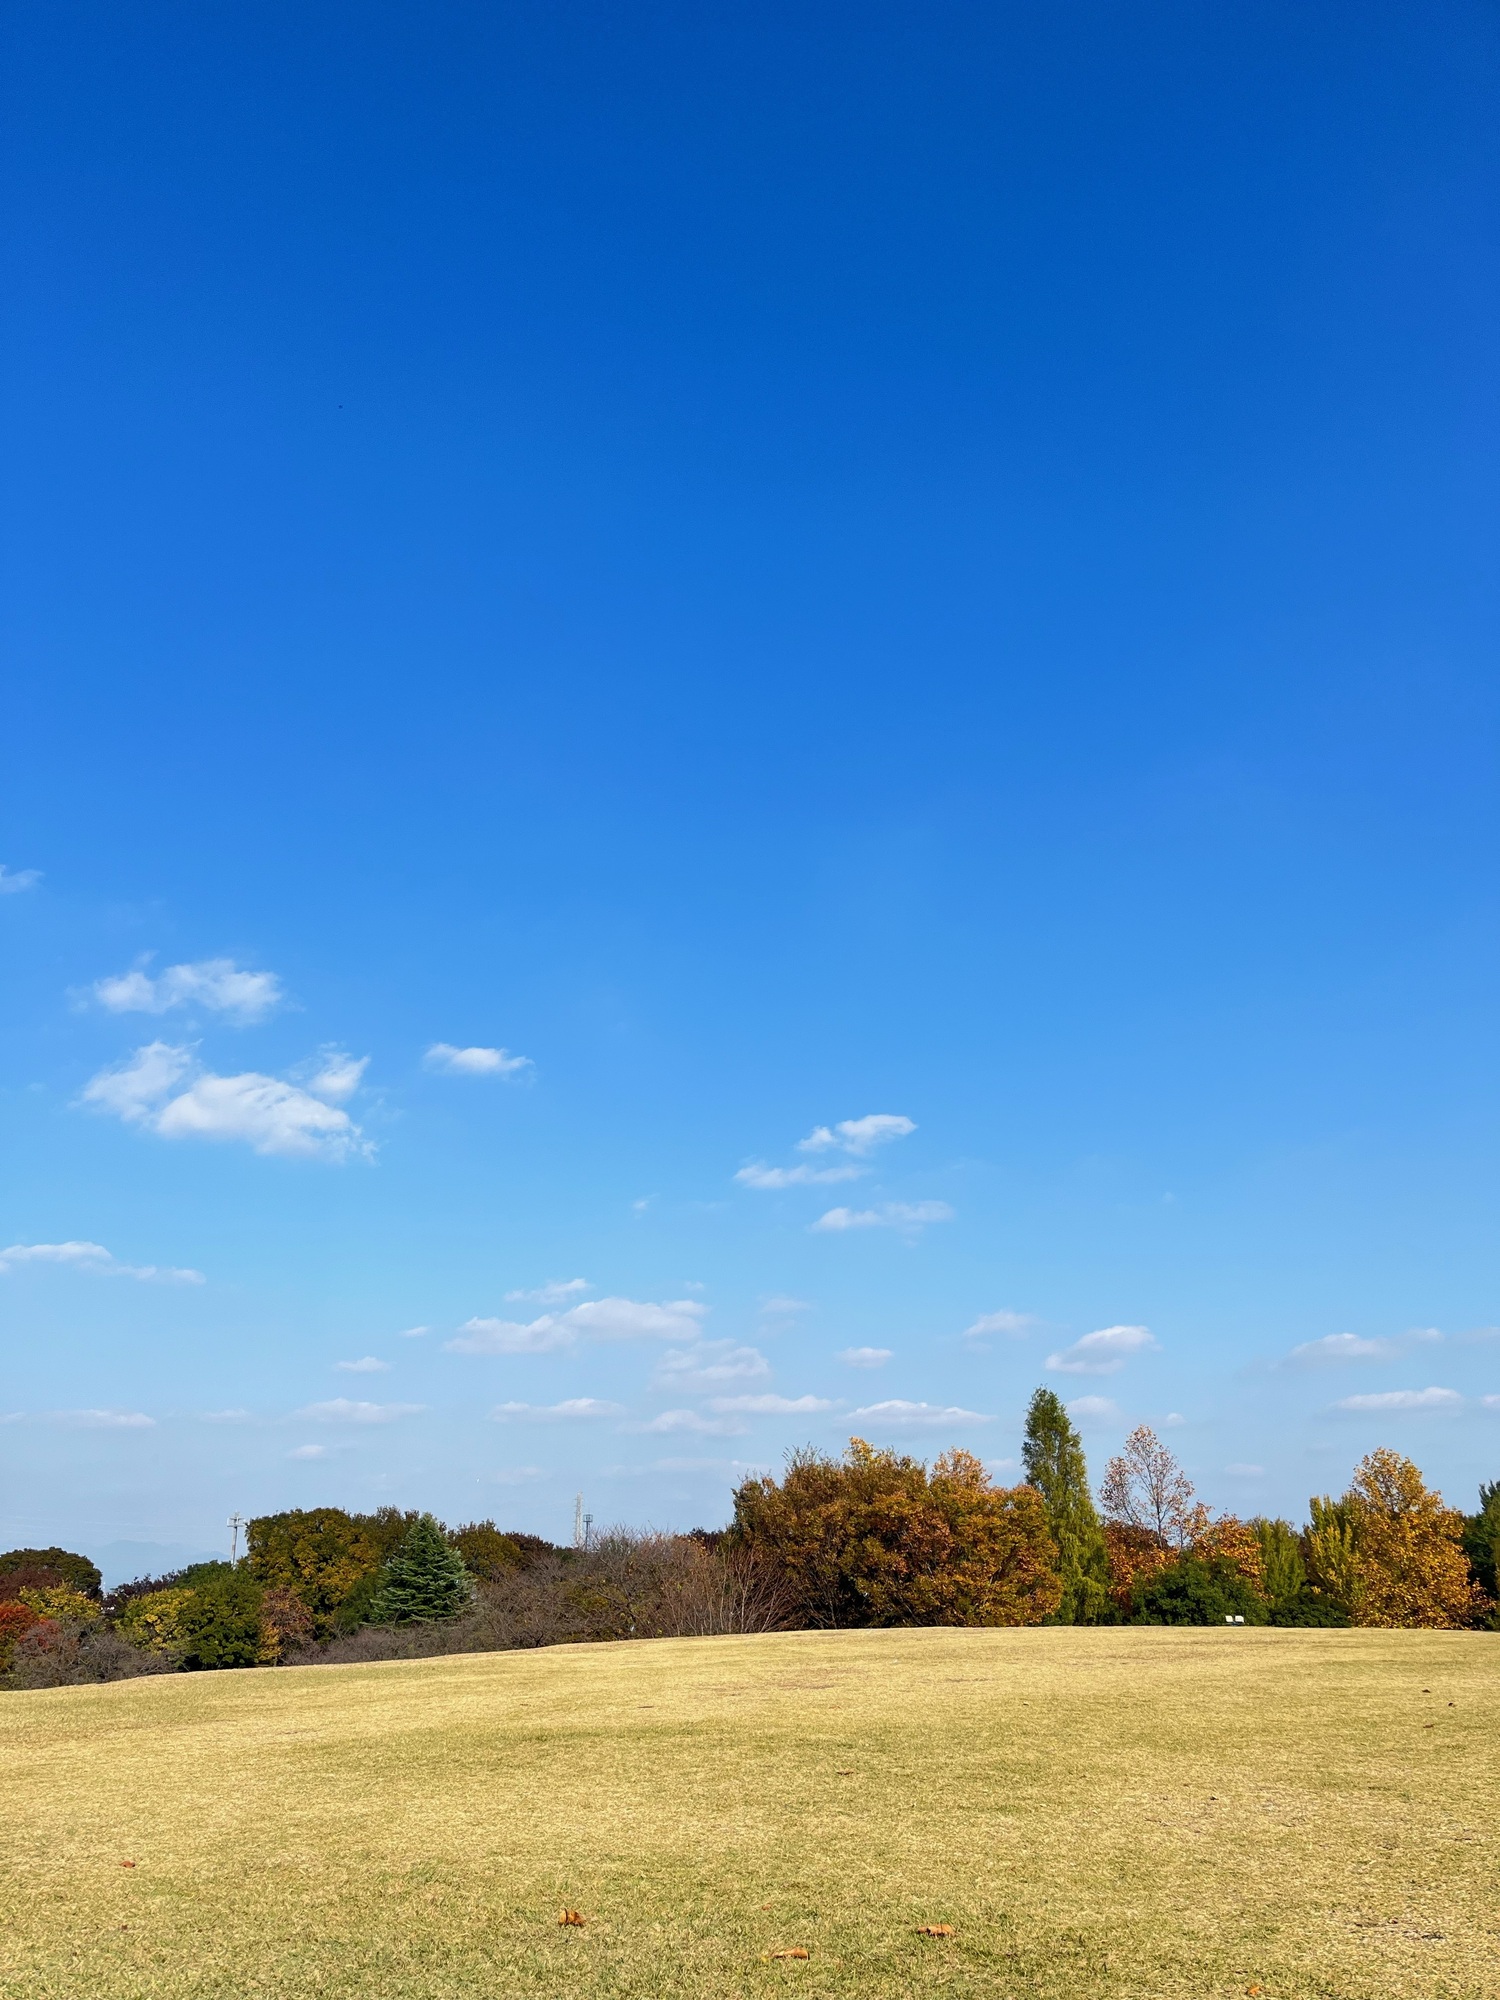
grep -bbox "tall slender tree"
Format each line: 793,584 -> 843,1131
1021,1389 -> 1109,1623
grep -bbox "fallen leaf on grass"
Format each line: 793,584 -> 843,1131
1246,1986 -> 1263,1996
761,1902 -> 774,1911
768,1947 -> 810,1960
119,1861 -> 136,1869
558,1910 -> 585,1927
917,1924 -> 956,1938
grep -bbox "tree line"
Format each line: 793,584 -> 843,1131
3,1391 -> 1496,1687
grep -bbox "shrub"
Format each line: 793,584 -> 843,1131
172,1565 -> 266,1668
258,1585 -> 316,1662
5,1621 -> 169,1689
732,1439 -> 1062,1628
0,1599 -> 41,1670
1131,1555 -> 1268,1625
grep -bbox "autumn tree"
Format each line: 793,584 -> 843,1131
1339,1449 -> 1480,1630
1100,1427 -> 1204,1546
245,1508 -> 387,1634
1021,1388 -> 1109,1623
731,1438 -> 1062,1628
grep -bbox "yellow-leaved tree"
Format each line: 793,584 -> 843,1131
1311,1449 -> 1481,1629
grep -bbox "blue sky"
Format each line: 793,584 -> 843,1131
2,0 -> 1498,1569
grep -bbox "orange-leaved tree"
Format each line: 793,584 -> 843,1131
1336,1449 -> 1481,1629
731,1438 -> 1062,1627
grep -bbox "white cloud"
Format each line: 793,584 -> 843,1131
398,1325 -> 430,1339
424,1043 -> 533,1078
446,1295 -> 707,1355
839,1346 -> 892,1368
1484,1395 -> 1500,1411
1065,1395 -> 1121,1422
335,1356 -> 390,1374
1288,1333 -> 1397,1365
1225,1463 -> 1265,1476
293,1399 -> 424,1424
1333,1387 -> 1462,1413
798,1115 -> 915,1156
81,1040 -> 194,1120
80,1043 -> 371,1161
655,1341 -> 770,1388
1161,1412 -> 1186,1427
491,1399 -> 623,1422
812,1201 -> 953,1233
0,864 -> 41,894
964,1309 -> 1034,1340
505,1278 -> 590,1305
91,957 -> 283,1024
735,1161 -> 863,1188
849,1399 -> 990,1427
761,1295 -> 810,1316
1047,1325 -> 1158,1375
632,1408 -> 749,1436
0,1240 -> 203,1284
199,1409 -> 252,1424
287,1444 -> 329,1460
297,1051 -> 368,1102
708,1394 -> 835,1414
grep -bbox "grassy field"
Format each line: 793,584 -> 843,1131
1,1626 -> 1495,2000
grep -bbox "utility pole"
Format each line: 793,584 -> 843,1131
574,1493 -> 584,1548
583,1511 -> 594,1553
228,1513 -> 245,1563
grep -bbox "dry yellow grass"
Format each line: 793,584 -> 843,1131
1,1625 -> 1495,1998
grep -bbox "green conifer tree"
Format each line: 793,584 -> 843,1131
367,1514 -> 473,1624
1021,1387 -> 1110,1623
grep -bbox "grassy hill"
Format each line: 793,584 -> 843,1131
1,1626 -> 1494,1998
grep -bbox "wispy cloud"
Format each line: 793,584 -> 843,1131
446,1295 -> 706,1355
491,1399 -> 623,1422
760,1295 -> 809,1316
798,1115 -> 915,1156
90,957 -> 283,1024
287,1443 -> 329,1460
424,1043 -> 533,1078
1047,1325 -> 1158,1375
3,1408 -> 157,1429
654,1341 -> 769,1389
812,1201 -> 952,1234
850,1399 -> 990,1428
0,1240 -> 203,1284
80,1042 -> 371,1161
735,1161 -> 863,1188
631,1409 -> 749,1436
293,1399 -> 424,1424
505,1278 -> 590,1306
964,1309 -> 1034,1341
1333,1387 -> 1462,1413
1066,1395 -> 1120,1422
708,1394 -> 835,1414
838,1346 -> 892,1368
0,864 -> 41,894
398,1325 -> 430,1339
1287,1333 -> 1398,1365
334,1356 -> 390,1374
